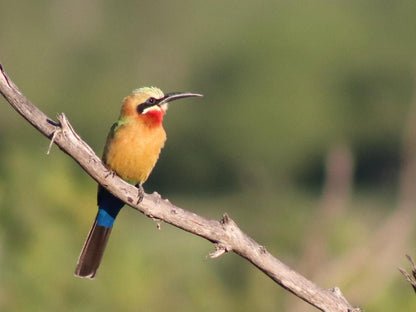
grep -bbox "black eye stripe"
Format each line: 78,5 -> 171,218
136,97 -> 159,114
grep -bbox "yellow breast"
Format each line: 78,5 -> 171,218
104,118 -> 166,185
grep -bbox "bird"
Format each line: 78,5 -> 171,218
74,87 -> 202,278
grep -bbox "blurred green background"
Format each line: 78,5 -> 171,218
1,0 -> 416,311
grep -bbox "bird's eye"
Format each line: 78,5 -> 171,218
137,97 -> 159,114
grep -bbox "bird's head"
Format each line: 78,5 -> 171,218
121,87 -> 202,125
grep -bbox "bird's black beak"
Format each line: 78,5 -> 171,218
158,92 -> 203,105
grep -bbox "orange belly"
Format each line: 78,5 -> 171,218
104,121 -> 166,184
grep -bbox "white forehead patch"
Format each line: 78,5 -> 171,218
133,87 -> 164,99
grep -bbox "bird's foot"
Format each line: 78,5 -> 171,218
104,170 -> 116,179
136,184 -> 144,204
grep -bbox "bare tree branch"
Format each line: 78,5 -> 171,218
0,64 -> 360,312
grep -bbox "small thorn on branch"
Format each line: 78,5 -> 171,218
56,113 -> 96,156
258,245 -> 267,254
329,287 -> 358,309
46,115 -> 64,155
0,64 -> 12,89
149,191 -> 163,206
209,244 -> 228,259
219,213 -> 239,230
220,213 -> 230,225
47,127 -> 60,155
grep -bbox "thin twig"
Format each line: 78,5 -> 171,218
399,254 -> 416,293
0,64 -> 359,312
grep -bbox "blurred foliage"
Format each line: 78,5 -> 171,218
1,0 -> 416,311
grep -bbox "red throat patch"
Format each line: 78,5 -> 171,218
143,109 -> 165,126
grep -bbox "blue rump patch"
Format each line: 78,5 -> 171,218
96,187 -> 125,228
97,209 -> 117,228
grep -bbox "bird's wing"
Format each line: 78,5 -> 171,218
101,118 -> 128,163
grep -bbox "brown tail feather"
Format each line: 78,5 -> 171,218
74,220 -> 112,278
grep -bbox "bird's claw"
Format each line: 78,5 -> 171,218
136,184 -> 144,204
104,170 -> 116,179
